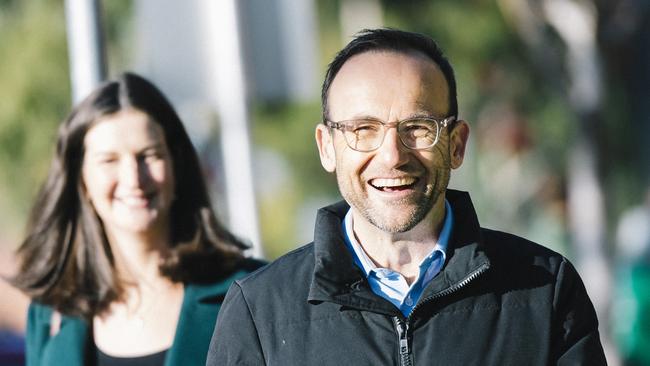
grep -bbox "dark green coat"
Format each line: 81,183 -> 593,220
26,265 -> 262,366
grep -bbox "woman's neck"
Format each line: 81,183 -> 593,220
105,227 -> 171,287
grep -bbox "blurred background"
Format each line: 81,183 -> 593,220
1,0 -> 649,365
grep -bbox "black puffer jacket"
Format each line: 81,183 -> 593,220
207,190 -> 606,365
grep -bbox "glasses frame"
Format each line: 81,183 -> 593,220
325,115 -> 456,152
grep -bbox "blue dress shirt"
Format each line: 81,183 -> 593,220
342,200 -> 453,317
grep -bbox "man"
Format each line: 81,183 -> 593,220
207,29 -> 606,365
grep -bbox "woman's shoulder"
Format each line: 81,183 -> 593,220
225,257 -> 268,283
27,301 -> 53,331
27,302 -> 67,328
236,257 -> 268,273
25,301 -> 89,365
27,301 -> 87,331
183,257 -> 267,299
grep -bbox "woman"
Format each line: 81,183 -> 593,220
12,72 -> 263,365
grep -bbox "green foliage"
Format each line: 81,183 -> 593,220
0,0 -> 70,242
0,1 -> 134,246
0,0 -> 642,266
378,1 -> 575,239
253,102 -> 335,197
251,102 -> 339,258
102,0 -> 133,74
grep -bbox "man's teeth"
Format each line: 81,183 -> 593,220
371,177 -> 416,188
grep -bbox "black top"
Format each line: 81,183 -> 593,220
96,348 -> 167,366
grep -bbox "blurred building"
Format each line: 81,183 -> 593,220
130,0 -> 320,257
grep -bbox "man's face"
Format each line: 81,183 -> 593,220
316,50 -> 468,233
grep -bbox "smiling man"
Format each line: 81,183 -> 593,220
207,29 -> 606,365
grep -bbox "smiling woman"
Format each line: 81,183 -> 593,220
11,72 -> 263,366
82,109 -> 176,242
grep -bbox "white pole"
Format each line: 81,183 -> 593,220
199,0 -> 263,258
64,0 -> 106,103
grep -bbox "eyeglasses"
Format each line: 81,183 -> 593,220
325,116 -> 455,152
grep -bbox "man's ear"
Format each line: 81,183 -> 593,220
449,120 -> 470,169
315,124 -> 337,173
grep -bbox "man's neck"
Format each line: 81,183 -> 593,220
351,199 -> 446,284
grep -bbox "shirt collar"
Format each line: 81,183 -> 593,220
342,199 -> 454,276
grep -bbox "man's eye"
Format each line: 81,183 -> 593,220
352,123 -> 380,133
404,125 -> 430,134
404,121 -> 435,131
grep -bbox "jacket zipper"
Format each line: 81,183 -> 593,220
393,317 -> 413,366
410,262 -> 490,315
392,262 -> 490,365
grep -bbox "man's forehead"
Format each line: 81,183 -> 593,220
329,50 -> 447,95
338,49 -> 441,76
327,49 -> 450,117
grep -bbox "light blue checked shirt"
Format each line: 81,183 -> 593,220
342,200 -> 453,317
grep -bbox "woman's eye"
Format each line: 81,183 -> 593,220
143,151 -> 163,162
97,157 -> 117,164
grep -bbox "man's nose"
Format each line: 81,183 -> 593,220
375,127 -> 409,167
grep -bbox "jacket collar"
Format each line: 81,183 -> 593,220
31,307 -> 90,365
44,269 -> 249,366
307,190 -> 490,313
419,190 -> 491,299
307,201 -> 396,314
166,268 -> 254,365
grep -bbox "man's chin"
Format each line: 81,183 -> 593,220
370,219 -> 419,234
364,207 -> 424,233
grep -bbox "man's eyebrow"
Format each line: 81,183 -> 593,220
351,114 -> 382,120
406,109 -> 448,119
406,112 -> 433,119
332,114 -> 381,121
337,111 -> 446,121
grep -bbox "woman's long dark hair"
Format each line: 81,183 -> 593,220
12,72 -> 247,319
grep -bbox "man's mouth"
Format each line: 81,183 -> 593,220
369,177 -> 417,192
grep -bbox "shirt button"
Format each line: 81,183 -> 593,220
405,297 -> 413,306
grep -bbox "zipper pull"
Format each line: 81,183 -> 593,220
394,317 -> 413,366
400,337 -> 409,355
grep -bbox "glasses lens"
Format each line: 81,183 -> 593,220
398,119 -> 438,149
343,120 -> 383,151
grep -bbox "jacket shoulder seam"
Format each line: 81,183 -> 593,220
236,243 -> 314,286
233,281 -> 266,363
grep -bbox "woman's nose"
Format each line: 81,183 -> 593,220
119,157 -> 146,188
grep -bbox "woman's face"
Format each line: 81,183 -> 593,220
81,109 -> 175,239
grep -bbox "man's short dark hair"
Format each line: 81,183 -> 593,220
321,28 -> 458,122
